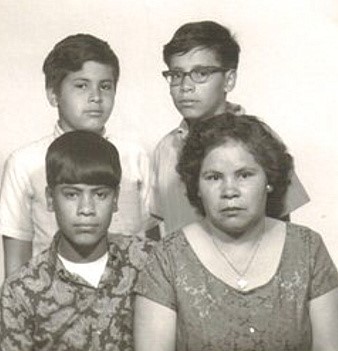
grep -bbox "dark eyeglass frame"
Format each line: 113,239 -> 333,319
162,66 -> 228,86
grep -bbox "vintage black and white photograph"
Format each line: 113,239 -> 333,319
0,0 -> 337,349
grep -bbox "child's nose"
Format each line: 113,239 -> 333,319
89,87 -> 102,103
77,194 -> 96,216
179,73 -> 195,92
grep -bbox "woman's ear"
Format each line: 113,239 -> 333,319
224,69 -> 237,93
46,88 -> 58,107
45,187 -> 55,212
266,184 -> 274,193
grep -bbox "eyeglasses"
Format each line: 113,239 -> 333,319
162,66 -> 228,86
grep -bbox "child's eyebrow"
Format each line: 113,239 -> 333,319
91,185 -> 113,190
61,185 -> 82,190
72,78 -> 114,82
99,79 -> 114,84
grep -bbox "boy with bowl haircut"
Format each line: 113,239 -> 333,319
150,20 -> 310,234
0,131 -> 152,351
0,33 -> 154,276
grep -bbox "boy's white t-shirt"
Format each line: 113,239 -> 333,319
58,251 -> 108,288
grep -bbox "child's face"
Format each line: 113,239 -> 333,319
46,183 -> 118,261
167,47 -> 236,122
48,61 -> 116,134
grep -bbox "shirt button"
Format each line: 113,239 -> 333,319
249,327 -> 255,333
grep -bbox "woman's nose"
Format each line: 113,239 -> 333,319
220,178 -> 240,198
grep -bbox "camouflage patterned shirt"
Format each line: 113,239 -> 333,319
0,232 -> 153,351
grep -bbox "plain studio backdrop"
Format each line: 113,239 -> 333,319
0,0 -> 337,283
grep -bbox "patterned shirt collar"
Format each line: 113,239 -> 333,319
46,231 -> 118,285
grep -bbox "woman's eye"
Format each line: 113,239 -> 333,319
239,171 -> 253,179
205,174 -> 220,181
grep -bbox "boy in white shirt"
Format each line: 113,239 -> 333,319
0,33 -> 154,276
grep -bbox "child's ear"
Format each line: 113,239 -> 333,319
224,69 -> 237,93
46,88 -> 58,107
45,187 -> 55,212
112,186 -> 120,213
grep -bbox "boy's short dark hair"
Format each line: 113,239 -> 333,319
46,131 -> 121,189
163,20 -> 240,70
177,113 -> 293,218
43,33 -> 120,94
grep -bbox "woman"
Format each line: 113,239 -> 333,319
134,114 -> 338,351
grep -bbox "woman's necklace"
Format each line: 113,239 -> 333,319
211,230 -> 263,290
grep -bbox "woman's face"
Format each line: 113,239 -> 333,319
198,139 -> 269,237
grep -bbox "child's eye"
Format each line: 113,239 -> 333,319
171,71 -> 183,79
100,83 -> 113,91
63,191 -> 79,199
193,68 -> 209,78
95,191 -> 108,200
75,83 -> 87,90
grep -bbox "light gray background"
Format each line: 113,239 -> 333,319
0,0 -> 337,283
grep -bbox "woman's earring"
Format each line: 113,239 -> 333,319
266,184 -> 273,193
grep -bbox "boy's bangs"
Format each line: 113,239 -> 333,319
52,157 -> 120,188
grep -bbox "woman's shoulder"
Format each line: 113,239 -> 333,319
284,222 -> 329,264
286,222 -> 323,244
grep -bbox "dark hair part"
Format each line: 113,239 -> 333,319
46,131 -> 121,189
163,21 -> 240,70
177,113 -> 294,218
43,33 -> 120,93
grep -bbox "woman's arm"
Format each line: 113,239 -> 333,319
310,287 -> 338,351
134,295 -> 176,351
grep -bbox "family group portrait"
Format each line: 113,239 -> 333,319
0,0 -> 337,349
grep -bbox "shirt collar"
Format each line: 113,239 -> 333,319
175,119 -> 189,139
177,119 -> 189,134
47,232 -> 118,266
53,122 -> 65,139
47,232 -> 116,285
53,122 -> 107,139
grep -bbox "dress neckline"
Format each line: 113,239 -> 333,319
179,222 -> 289,294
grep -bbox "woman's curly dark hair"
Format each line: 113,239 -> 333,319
176,113 -> 294,218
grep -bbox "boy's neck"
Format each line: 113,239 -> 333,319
57,234 -> 108,263
57,120 -> 106,137
184,101 -> 228,130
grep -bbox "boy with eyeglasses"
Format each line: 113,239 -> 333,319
150,20 -> 309,234
0,34 -> 155,277
0,131 -> 153,351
